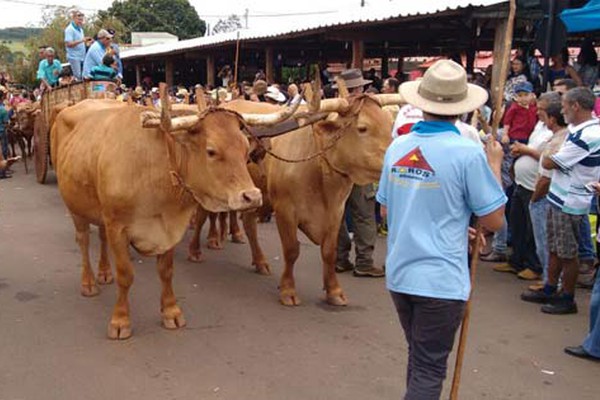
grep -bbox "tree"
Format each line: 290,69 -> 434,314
100,0 -> 206,42
212,15 -> 242,35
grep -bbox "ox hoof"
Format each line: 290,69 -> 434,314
231,233 -> 246,244
280,291 -> 301,306
326,293 -> 348,306
207,239 -> 222,250
163,314 -> 187,330
80,284 -> 100,297
187,251 -> 204,263
97,271 -> 114,285
254,263 -> 271,276
107,321 -> 132,340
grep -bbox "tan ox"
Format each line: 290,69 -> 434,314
50,86 -> 292,339
12,101 -> 39,157
220,94 -> 395,306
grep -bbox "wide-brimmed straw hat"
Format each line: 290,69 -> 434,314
332,68 -> 372,89
400,60 -> 488,116
265,86 -> 286,103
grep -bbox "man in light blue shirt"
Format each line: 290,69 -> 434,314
377,60 -> 506,399
36,47 -> 62,91
64,10 -> 90,80
82,29 -> 113,79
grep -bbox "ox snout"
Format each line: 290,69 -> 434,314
229,188 -> 262,210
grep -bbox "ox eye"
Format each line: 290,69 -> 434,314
207,148 -> 217,158
357,126 -> 368,134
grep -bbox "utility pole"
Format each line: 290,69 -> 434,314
244,8 -> 249,29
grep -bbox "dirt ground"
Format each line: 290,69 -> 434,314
0,163 -> 598,400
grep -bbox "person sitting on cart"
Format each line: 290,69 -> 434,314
89,54 -> 118,82
36,47 -> 62,92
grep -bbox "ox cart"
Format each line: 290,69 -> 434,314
34,81 -> 116,184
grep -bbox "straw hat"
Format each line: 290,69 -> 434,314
176,87 -> 189,98
132,86 -> 144,98
332,68 -> 372,89
399,60 -> 488,116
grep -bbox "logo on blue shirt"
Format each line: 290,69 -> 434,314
391,146 -> 436,180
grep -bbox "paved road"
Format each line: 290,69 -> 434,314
0,163 -> 598,400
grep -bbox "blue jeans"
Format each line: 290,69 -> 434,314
492,216 -> 508,254
530,198 -> 550,282
68,58 -> 83,80
583,271 -> 600,357
578,215 -> 595,261
0,130 -> 8,159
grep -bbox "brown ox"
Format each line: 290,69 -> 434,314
50,86 -> 286,339
12,102 -> 39,157
191,94 -> 396,306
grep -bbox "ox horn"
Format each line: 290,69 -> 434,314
335,76 -> 350,99
317,98 -> 350,113
241,95 -> 302,126
374,93 -> 406,107
307,64 -> 322,112
195,86 -> 207,112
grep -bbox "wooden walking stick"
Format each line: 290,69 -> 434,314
449,1 -> 516,399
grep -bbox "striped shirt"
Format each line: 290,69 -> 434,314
90,65 -> 117,81
548,118 -> 600,215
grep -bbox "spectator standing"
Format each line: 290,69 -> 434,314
82,29 -> 113,79
523,87 -> 600,314
106,29 -> 123,81
64,10 -> 90,80
504,57 -> 530,103
0,90 -> 8,162
576,38 -> 599,90
36,47 -> 62,91
377,60 -> 506,399
89,54 -> 118,81
382,77 -> 400,94
548,48 -> 583,87
335,68 -> 384,277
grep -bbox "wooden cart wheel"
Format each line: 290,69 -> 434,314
34,112 -> 49,184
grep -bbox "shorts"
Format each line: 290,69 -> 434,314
547,205 -> 582,259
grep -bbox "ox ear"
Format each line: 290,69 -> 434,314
313,117 -> 343,138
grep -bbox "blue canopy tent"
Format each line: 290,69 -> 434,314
560,0 -> 600,32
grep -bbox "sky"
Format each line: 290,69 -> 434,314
0,0 -> 398,30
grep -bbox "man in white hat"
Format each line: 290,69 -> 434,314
376,60 -> 506,399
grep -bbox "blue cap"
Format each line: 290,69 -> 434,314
514,81 -> 533,94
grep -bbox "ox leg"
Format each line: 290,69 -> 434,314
157,249 -> 186,330
275,215 -> 301,306
229,211 -> 246,243
105,224 -> 134,340
73,215 -> 99,297
322,230 -> 348,306
207,213 -> 222,249
241,210 -> 271,275
187,206 -> 207,263
96,225 -> 114,285
218,212 -> 227,244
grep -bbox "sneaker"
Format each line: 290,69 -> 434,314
517,268 -> 541,281
493,263 -> 518,273
481,251 -> 507,262
353,266 -> 385,278
521,290 -> 559,304
541,299 -> 578,315
335,262 -> 354,273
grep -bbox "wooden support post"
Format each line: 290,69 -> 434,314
382,55 -> 389,79
490,18 -> 508,111
206,54 -> 215,87
265,46 -> 274,84
351,39 -> 364,70
165,58 -> 174,87
135,64 -> 141,87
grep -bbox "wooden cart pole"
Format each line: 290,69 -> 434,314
449,1 -> 516,399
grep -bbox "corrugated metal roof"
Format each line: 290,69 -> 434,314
121,0 -> 507,60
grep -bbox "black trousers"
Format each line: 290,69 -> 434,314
390,291 -> 466,400
509,185 -> 541,273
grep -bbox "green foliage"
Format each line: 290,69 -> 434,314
0,27 -> 43,42
100,0 -> 206,42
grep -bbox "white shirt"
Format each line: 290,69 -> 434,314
514,121 -> 553,191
